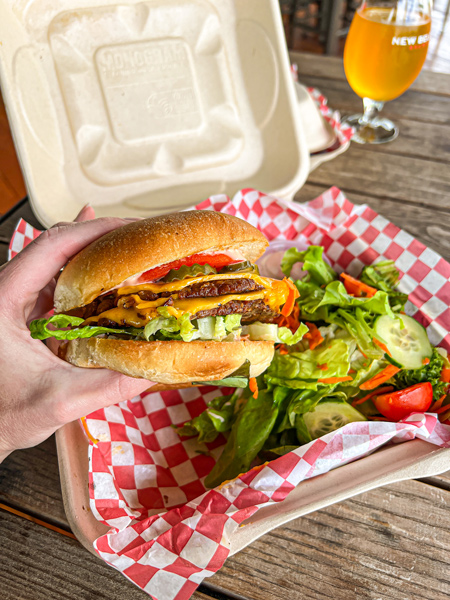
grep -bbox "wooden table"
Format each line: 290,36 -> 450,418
1,52 -> 450,600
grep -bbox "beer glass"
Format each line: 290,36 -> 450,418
342,0 -> 432,144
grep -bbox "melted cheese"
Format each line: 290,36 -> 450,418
87,274 -> 291,327
118,272 -> 273,295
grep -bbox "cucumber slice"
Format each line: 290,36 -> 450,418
303,401 -> 366,439
374,314 -> 432,370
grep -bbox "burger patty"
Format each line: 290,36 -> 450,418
94,299 -> 278,329
71,278 -> 265,320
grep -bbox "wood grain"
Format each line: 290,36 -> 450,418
291,52 -> 450,96
0,509 -> 212,600
210,480 -> 450,600
307,145 -> 450,210
0,437 -> 67,528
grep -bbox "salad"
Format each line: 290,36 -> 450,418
175,246 -> 450,488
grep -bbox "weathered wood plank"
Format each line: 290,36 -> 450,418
0,436 -> 68,528
0,509 -> 212,600
305,145 -> 450,210
210,480 -> 450,600
295,183 -> 450,259
297,74 -> 450,126
290,51 -> 450,96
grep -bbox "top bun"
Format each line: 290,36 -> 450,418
55,210 -> 268,312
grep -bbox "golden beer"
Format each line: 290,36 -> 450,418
344,7 -> 431,102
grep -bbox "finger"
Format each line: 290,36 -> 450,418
52,367 -> 154,424
27,279 -> 56,322
5,217 -> 134,297
74,205 -> 96,223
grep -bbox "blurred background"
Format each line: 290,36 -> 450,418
0,0 -> 448,216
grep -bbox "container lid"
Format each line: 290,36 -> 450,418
0,0 -> 309,226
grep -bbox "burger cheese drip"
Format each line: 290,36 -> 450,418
79,272 -> 297,328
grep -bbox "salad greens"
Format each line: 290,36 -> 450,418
176,246 -> 450,487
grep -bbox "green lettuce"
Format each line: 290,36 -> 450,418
29,314 -> 143,340
174,390 -> 240,443
282,245 -> 337,286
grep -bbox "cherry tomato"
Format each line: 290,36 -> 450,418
138,253 -> 236,283
373,382 -> 433,421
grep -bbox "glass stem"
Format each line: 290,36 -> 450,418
360,98 -> 385,125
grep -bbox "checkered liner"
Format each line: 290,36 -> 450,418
9,188 -> 450,600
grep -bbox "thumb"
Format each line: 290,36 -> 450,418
52,367 -> 155,425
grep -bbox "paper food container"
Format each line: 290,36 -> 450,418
56,421 -> 450,558
0,0 -> 309,227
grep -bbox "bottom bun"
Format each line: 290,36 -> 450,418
62,339 -> 274,385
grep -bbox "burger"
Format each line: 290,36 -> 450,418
30,211 -> 305,386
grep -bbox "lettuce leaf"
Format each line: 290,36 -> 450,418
394,348 -> 447,402
174,391 -> 240,443
29,314 -> 144,340
282,245 -> 337,286
204,389 -> 282,488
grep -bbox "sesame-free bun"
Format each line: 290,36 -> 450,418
55,211 -> 268,313
62,339 -> 274,385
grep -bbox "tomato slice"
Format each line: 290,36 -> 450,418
372,382 -> 433,421
137,253 -> 237,283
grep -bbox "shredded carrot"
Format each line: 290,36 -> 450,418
318,363 -> 328,371
352,386 -> 394,407
349,369 -> 356,374
439,409 -> 450,423
359,364 -> 401,391
276,303 -> 300,333
440,368 -> 450,383
422,357 -> 430,365
278,345 -> 289,355
430,394 -> 447,412
281,278 -> 300,317
369,416 -> 390,421
318,376 -> 353,384
373,337 -> 391,356
80,416 -> 99,445
341,273 -> 377,298
0,502 -> 77,540
304,322 -> 324,351
249,377 -> 259,399
435,403 -> 450,415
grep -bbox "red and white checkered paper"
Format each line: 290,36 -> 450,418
9,188 -> 450,600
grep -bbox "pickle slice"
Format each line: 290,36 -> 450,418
163,263 -> 217,282
220,260 -> 259,274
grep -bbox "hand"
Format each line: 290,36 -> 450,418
0,206 -> 153,462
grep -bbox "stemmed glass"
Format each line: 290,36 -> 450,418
342,0 -> 432,144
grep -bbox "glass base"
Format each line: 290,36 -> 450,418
342,113 -> 399,144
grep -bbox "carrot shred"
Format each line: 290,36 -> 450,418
435,403 -> 450,415
341,273 -> 377,298
249,377 -> 259,399
359,364 -> 401,391
440,368 -> 450,383
278,345 -> 289,355
276,303 -> 300,333
352,386 -> 394,407
430,394 -> 447,412
422,357 -> 430,365
349,369 -> 356,374
439,409 -> 450,423
281,278 -> 300,317
369,416 -> 391,421
80,416 -> 99,445
318,376 -> 353,384
318,363 -> 328,371
304,322 -> 324,351
373,337 -> 391,356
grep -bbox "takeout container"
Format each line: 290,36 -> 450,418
0,0 -> 309,227
56,421 -> 450,557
